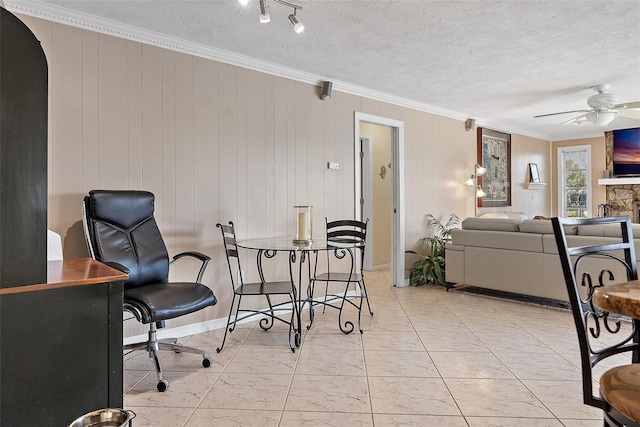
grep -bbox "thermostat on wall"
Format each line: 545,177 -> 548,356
328,162 -> 339,170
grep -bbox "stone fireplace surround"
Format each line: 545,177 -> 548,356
602,132 -> 640,222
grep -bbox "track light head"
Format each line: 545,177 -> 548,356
288,13 -> 304,33
259,0 -> 270,23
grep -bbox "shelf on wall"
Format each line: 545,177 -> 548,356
525,182 -> 547,190
598,178 -> 640,186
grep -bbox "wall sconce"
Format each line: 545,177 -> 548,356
465,164 -> 487,216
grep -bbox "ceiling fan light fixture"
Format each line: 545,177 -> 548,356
586,110 -> 617,127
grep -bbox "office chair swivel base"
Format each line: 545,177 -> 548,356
127,324 -> 213,392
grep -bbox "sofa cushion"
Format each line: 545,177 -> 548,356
519,219 -> 578,235
578,223 -> 640,239
462,217 -> 520,232
478,211 -> 527,221
451,229 -> 543,252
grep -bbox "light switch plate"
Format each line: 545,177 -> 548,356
328,162 -> 339,170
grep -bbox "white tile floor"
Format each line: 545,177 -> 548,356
122,270 -> 616,426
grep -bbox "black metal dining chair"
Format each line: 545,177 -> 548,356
308,218 -> 373,334
216,221 -> 298,352
552,216 -> 640,427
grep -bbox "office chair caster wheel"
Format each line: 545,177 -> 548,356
157,379 -> 170,392
202,356 -> 213,368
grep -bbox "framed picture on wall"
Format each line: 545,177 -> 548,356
477,128 -> 511,207
529,163 -> 540,183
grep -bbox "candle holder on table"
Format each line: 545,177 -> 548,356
293,205 -> 313,245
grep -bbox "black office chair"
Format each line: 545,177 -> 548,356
83,190 -> 217,392
308,219 -> 373,334
552,216 -> 640,426
216,221 -> 298,352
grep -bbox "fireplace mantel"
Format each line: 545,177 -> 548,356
598,178 -> 640,186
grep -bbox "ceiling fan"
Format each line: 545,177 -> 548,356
534,84 -> 640,127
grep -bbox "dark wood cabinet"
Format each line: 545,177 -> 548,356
0,259 -> 127,426
0,7 -> 48,288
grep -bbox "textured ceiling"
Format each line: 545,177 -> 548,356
9,0 -> 640,141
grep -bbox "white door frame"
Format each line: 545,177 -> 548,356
354,112 -> 406,287
360,135 -> 374,270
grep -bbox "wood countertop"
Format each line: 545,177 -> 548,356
0,258 -> 128,295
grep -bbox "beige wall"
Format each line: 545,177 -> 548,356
552,137 -> 606,216
19,14 -> 552,333
360,122 -> 392,267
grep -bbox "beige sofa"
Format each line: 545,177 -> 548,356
445,217 -> 640,301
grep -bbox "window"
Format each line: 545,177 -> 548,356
558,145 -> 591,218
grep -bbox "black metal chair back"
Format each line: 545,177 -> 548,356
216,221 -> 298,352
218,221 -> 242,288
308,218 -> 373,334
552,216 -> 640,426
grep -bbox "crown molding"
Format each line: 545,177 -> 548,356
5,0 -> 551,141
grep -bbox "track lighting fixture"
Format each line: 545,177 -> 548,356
245,0 -> 304,33
259,0 -> 270,23
288,12 -> 304,34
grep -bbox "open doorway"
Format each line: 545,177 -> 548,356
354,112 -> 405,287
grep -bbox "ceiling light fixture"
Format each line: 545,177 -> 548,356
288,12 -> 304,34
259,0 -> 270,23
238,0 -> 250,6
257,0 -> 304,33
586,110 -> 617,127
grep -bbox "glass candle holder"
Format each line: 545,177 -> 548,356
293,205 -> 312,244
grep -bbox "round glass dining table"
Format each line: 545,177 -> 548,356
236,237 -> 364,342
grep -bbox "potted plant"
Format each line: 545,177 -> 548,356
406,213 -> 460,288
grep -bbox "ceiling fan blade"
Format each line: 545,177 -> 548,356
615,101 -> 640,109
533,109 -> 590,118
561,113 -> 590,125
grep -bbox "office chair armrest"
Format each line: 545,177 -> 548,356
172,251 -> 211,263
171,251 -> 211,283
104,261 -> 130,274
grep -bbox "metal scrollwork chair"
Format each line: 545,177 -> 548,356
83,190 -> 218,392
552,216 -> 640,427
216,221 -> 298,352
308,219 -> 373,334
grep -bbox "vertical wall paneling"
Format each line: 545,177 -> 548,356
140,45 -> 163,202
173,53 -> 195,282
245,69 -> 267,239
127,41 -> 143,189
264,74 -> 276,236
236,68 -> 248,234
308,85 -> 324,232
193,56 -> 220,295
273,77 -> 289,239
50,24 -> 83,234
81,31 -> 99,195
97,34 -> 129,190
160,50 -> 176,248
322,90 -> 337,222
